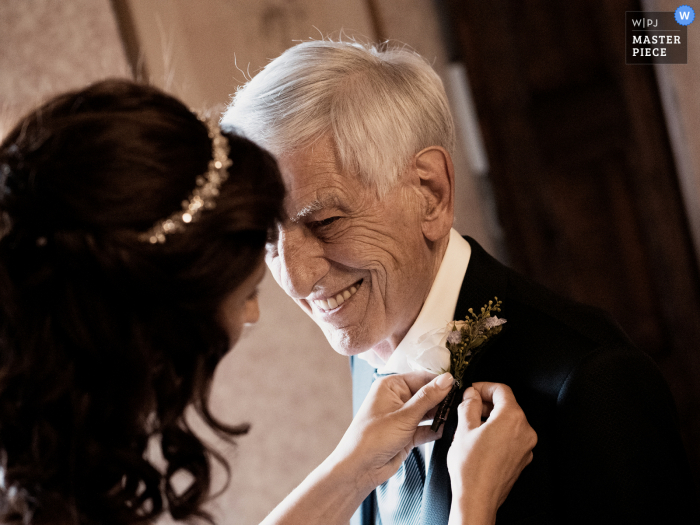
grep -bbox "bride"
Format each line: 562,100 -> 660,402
0,79 -> 536,525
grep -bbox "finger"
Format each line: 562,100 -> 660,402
480,398 -> 494,419
526,451 -> 534,465
472,382 -> 517,415
398,370 -> 441,396
422,403 -> 442,421
420,406 -> 440,422
458,386 -> 483,430
400,373 -> 454,423
413,424 -> 444,447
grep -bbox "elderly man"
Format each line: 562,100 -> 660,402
222,41 -> 697,524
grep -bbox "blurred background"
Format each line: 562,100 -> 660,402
1,1 -> 698,523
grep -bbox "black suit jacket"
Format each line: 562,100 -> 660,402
351,237 -> 698,524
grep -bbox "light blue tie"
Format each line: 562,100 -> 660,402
375,447 -> 425,525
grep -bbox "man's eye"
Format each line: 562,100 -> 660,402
310,216 -> 340,229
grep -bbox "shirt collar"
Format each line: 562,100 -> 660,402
357,229 -> 471,373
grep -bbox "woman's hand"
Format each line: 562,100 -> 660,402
447,382 -> 537,525
262,371 -> 453,525
330,371 -> 454,494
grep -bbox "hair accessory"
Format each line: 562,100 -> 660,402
139,117 -> 232,244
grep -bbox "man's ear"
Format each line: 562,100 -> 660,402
412,146 -> 455,242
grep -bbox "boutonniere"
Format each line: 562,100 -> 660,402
408,298 -> 506,432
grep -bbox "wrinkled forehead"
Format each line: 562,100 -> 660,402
276,139 -> 371,222
282,176 -> 368,225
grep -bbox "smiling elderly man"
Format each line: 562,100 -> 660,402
266,132 -> 450,361
222,41 -> 697,525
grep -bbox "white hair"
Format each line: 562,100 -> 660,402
221,40 -> 456,195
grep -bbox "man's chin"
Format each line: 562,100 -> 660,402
322,330 -> 374,357
329,343 -> 369,358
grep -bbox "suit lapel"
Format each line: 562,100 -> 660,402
455,237 -> 510,322
420,237 -> 510,525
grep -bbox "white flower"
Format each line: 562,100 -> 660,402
406,321 -> 463,374
407,344 -> 451,374
405,316 -> 505,375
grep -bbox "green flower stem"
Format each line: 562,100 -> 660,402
430,298 -> 504,433
430,380 -> 460,432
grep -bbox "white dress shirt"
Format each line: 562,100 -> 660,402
357,228 -> 471,471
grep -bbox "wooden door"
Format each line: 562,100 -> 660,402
441,0 -> 700,483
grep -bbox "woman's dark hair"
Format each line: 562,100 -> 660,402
0,80 -> 285,524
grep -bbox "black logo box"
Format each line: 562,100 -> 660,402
626,11 -> 687,64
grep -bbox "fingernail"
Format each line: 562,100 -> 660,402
463,386 -> 480,401
437,373 -> 453,388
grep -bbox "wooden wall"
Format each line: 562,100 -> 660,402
442,0 -> 700,485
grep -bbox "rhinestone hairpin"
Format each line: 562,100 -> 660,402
139,117 -> 232,244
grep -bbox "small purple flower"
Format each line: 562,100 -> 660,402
447,330 -> 462,344
481,316 -> 507,330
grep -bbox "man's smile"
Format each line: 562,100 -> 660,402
309,279 -> 363,312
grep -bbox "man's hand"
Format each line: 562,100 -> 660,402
447,382 -> 537,525
331,371 -> 454,493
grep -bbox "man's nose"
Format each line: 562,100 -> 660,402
276,226 -> 329,299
